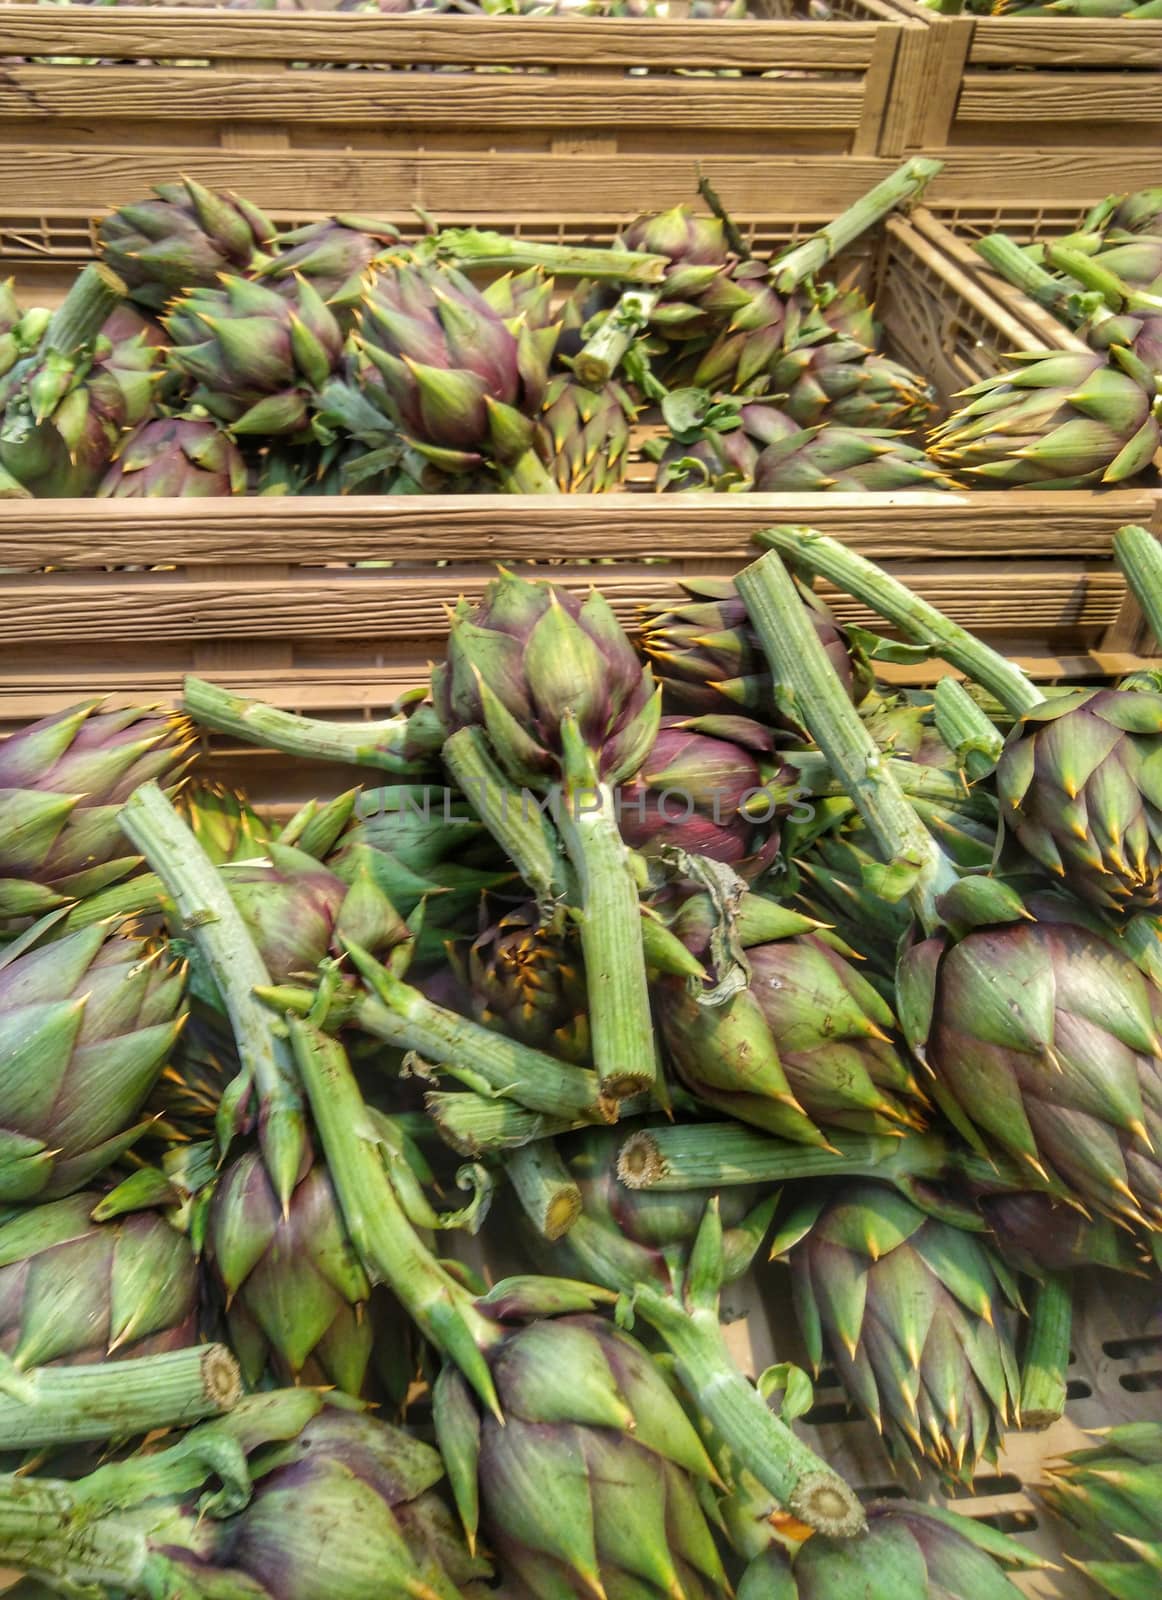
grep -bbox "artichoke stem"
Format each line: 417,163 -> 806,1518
1044,242 -> 1129,312
182,676 -> 442,773
1019,1272 -> 1072,1430
333,943 -> 610,1122
505,1141 -> 582,1240
429,229 -> 667,284
974,234 -> 1088,321
554,757 -> 657,1099
426,1089 -> 650,1158
574,290 -> 660,388
774,749 -> 980,809
617,1124 -> 1014,1201
497,446 -> 560,494
771,158 -> 943,293
0,1344 -> 240,1450
736,549 -> 957,934
442,726 -> 572,904
1114,524 -> 1162,651
756,526 -> 1046,716
932,678 -> 1003,781
289,1019 -> 503,1417
0,1480 -> 149,1592
43,262 -> 127,354
633,1288 -> 866,1538
119,781 -> 305,1209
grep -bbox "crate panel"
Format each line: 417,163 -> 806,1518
887,1 -> 1162,149
0,2 -> 912,155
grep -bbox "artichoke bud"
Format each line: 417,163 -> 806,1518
484,396 -> 536,464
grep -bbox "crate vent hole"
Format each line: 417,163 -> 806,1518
946,1473 -> 1022,1502
1120,1371 -> 1162,1393
972,1510 -> 1039,1536
1065,1379 -> 1092,1400
1103,1335 -> 1162,1361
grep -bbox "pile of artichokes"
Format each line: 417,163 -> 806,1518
0,513 -> 1160,1596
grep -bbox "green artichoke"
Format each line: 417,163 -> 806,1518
436,1311 -> 730,1600
899,902 -> 1162,1229
0,328 -> 158,496
179,783 -> 274,866
98,414 -> 249,497
753,424 -> 957,493
0,279 -> 50,385
353,260 -> 558,488
0,922 -> 186,1201
615,205 -> 732,341
165,275 -> 344,435
616,712 -> 783,867
772,340 -> 935,431
657,892 -> 927,1142
928,348 -> 1161,488
453,898 -> 590,1063
995,686 -> 1162,913
0,698 -> 193,919
207,1149 -> 383,1396
97,179 -> 275,311
538,374 -> 635,492
773,1182 -> 1022,1481
257,214 -> 402,313
739,1500 -> 1041,1600
638,576 -> 868,728
1039,1423 -> 1162,1600
0,1191 -> 198,1368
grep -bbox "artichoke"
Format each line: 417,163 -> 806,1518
0,328 -> 158,496
928,347 -> 1161,488
615,712 -> 781,866
900,902 -> 1162,1229
0,922 -> 186,1201
165,275 -> 344,436
207,1149 -> 383,1396
179,783 -> 274,866
739,1500 -> 1041,1600
772,340 -> 935,431
639,576 -> 868,728
0,698 -> 192,919
353,259 -> 559,488
0,1192 -> 198,1368
97,179 -> 275,310
615,205 -> 732,341
657,891 -> 927,1142
453,898 -> 590,1063
436,1311 -> 730,1600
538,374 -> 635,492
98,414 -> 249,497
773,1182 -> 1022,1481
1039,1423 -> 1162,1600
753,424 -> 957,493
257,214 -> 402,312
995,686 -> 1162,913
0,279 -> 50,384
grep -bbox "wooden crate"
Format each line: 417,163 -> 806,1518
0,199 -> 1158,740
0,0 -> 923,159
886,3 -> 1162,151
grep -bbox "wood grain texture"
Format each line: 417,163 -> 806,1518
0,563 -> 1130,646
0,491 -> 1156,569
0,66 -> 867,129
958,72 -> 1162,125
0,149 -> 1156,214
1,647 -> 1150,727
969,18 -> 1162,69
0,9 -> 886,69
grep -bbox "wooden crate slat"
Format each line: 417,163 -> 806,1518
0,66 -> 868,130
0,564 -> 1130,646
0,150 -> 1157,218
0,490 -> 1156,570
0,9 -> 884,69
969,17 -> 1162,69
958,70 -> 1162,126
